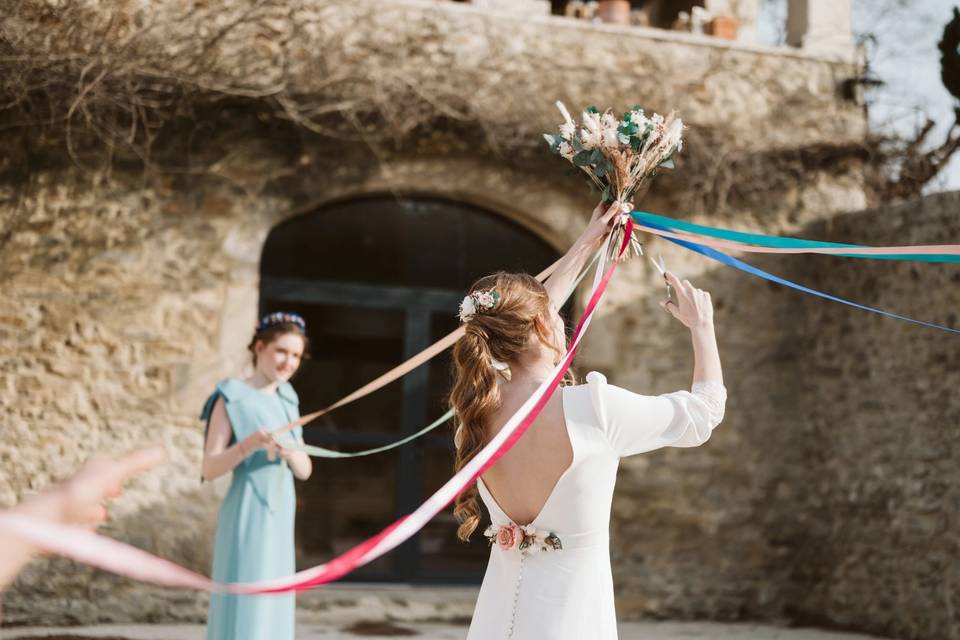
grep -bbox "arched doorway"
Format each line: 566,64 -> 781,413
259,195 -> 563,583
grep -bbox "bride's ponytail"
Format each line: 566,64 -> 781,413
450,272 -> 570,541
451,324 -> 502,541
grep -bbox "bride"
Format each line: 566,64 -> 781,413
451,202 -> 726,639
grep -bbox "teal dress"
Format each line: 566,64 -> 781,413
201,378 -> 303,640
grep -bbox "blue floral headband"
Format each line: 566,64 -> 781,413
257,312 -> 306,332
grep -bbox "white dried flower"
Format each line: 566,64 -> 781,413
630,111 -> 647,127
659,119 -> 684,154
580,111 -> 602,149
558,141 -> 575,160
579,129 -> 600,150
600,112 -> 618,130
582,111 -> 601,133
602,128 -> 620,149
559,121 -> 576,140
666,118 -> 684,151
458,296 -> 477,322
556,101 -> 574,126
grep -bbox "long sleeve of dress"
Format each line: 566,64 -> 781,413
583,371 -> 727,457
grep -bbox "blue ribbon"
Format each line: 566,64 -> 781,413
641,220 -> 960,335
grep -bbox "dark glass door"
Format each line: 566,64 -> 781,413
259,196 -> 561,582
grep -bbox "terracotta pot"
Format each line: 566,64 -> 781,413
596,0 -> 631,25
708,15 -> 739,40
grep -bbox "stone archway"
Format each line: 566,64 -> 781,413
258,194 -> 561,583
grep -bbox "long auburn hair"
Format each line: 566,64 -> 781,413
450,272 -> 573,541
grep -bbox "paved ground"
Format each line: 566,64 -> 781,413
2,622 -> 888,640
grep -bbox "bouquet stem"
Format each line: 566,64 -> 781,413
608,214 -> 643,262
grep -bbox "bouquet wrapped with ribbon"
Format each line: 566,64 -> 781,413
543,101 -> 683,260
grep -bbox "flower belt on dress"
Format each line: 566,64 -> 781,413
484,523 -> 562,554
484,523 -> 611,554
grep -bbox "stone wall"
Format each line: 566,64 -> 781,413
4,0 -> 868,219
602,191 -> 960,639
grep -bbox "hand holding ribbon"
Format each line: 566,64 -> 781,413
0,447 -> 167,589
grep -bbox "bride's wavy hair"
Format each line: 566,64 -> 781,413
450,271 -> 573,541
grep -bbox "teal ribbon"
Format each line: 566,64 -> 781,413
631,211 -> 960,263
285,410 -> 454,459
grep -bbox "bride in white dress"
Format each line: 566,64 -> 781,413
450,202 -> 726,639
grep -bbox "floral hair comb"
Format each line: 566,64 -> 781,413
458,288 -> 501,323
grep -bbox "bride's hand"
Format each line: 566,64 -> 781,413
584,200 -> 626,246
660,272 -> 714,331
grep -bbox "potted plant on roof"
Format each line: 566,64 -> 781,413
705,0 -> 740,39
596,0 -> 631,25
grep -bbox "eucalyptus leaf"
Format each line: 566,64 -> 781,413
573,151 -> 592,167
545,134 -> 563,153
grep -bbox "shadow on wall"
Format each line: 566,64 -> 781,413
767,193 -> 960,639
606,192 -> 960,638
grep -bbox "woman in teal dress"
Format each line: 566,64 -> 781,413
200,312 -> 313,640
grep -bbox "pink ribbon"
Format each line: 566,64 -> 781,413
0,224 -> 633,594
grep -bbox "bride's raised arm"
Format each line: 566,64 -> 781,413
542,200 -> 622,310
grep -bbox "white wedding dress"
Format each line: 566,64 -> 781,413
467,372 -> 727,639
